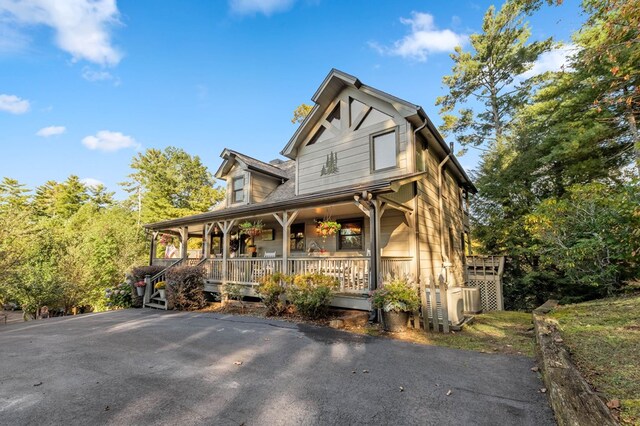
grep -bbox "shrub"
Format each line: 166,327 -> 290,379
286,273 -> 338,319
256,273 -> 291,316
370,276 -> 420,312
105,282 -> 133,309
166,266 -> 206,310
131,265 -> 164,282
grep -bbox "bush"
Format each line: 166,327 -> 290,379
256,273 -> 291,316
370,276 -> 420,312
286,274 -> 338,319
105,282 -> 133,309
131,265 -> 164,282
166,266 -> 206,310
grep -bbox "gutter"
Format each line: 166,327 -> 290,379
438,146 -> 452,272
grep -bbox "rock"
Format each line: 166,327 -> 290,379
329,319 -> 345,329
606,399 -> 620,410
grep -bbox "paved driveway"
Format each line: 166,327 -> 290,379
0,309 -> 554,425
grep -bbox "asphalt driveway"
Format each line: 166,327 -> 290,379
0,309 -> 555,425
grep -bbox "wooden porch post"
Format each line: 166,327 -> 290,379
217,220 -> 236,288
179,226 -> 188,259
369,199 -> 382,291
203,223 -> 213,258
149,231 -> 159,266
273,210 -> 299,276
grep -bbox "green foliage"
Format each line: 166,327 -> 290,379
286,274 -> 338,319
436,0 -> 552,151
166,266 -> 206,310
105,282 -> 133,309
370,277 -> 421,313
122,147 -> 225,223
256,273 -> 291,316
526,181 -> 640,300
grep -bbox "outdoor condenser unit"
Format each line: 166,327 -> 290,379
425,286 -> 465,326
462,287 -> 482,314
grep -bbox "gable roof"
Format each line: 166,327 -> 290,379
214,149 -> 289,181
280,68 -> 476,193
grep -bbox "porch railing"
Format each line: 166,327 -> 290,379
380,256 -> 413,279
288,257 -> 370,293
226,258 -> 283,285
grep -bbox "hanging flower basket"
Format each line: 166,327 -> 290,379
317,220 -> 341,239
239,221 -> 264,237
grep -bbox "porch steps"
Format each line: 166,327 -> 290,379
145,295 -> 168,310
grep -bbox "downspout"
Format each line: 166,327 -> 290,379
412,119 -> 428,281
438,144 -> 453,278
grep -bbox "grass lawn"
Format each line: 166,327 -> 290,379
354,311 -> 536,357
550,295 -> 640,425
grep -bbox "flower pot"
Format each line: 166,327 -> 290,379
158,289 -> 166,299
136,286 -> 145,297
247,246 -> 257,254
382,311 -> 409,332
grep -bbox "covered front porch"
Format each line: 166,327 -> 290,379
147,193 -> 417,310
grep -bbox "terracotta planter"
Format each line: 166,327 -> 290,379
136,286 -> 145,297
382,311 -> 409,332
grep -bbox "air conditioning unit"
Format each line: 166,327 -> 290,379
462,287 -> 482,314
425,286 -> 465,326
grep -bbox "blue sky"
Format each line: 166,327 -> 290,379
0,0 -> 583,198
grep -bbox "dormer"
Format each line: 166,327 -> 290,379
215,149 -> 289,207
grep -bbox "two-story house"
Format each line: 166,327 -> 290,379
144,69 -> 476,313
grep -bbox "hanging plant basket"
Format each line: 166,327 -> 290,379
317,220 -> 341,239
239,221 -> 264,238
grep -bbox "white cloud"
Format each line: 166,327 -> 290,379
80,177 -> 104,188
36,125 -> 66,137
229,0 -> 295,16
82,130 -> 139,152
81,66 -> 121,85
518,44 -> 578,79
371,12 -> 467,62
0,0 -> 123,66
0,94 -> 30,114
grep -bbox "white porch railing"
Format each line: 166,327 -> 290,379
288,257 -> 370,293
151,258 -> 178,268
380,257 -> 413,278
226,258 -> 283,285
202,258 -> 224,281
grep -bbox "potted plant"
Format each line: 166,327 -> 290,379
239,221 -> 264,237
246,244 -> 257,256
316,220 -> 341,241
155,281 -> 167,299
370,277 -> 420,332
134,280 -> 146,297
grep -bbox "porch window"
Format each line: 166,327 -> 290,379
290,223 -> 305,251
232,176 -> 244,203
371,129 -> 397,171
337,219 -> 363,250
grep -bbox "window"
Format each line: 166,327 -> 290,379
371,130 -> 397,171
290,223 -> 305,251
337,219 -> 363,250
232,176 -> 244,203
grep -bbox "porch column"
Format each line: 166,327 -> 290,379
179,226 -> 188,259
273,210 -> 299,276
217,220 -> 236,287
369,199 -> 382,291
203,223 -> 214,258
149,231 -> 159,266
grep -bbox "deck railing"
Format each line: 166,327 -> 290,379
288,257 -> 370,293
380,257 -> 413,279
226,258 -> 283,285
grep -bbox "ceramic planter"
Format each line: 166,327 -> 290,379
158,289 -> 166,299
136,286 -> 145,297
382,311 -> 409,332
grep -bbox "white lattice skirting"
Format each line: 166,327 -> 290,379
466,277 -> 504,311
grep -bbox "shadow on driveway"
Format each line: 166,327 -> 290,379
0,309 -> 555,425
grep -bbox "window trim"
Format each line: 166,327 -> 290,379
370,127 -> 400,173
231,176 -> 245,204
336,218 -> 364,251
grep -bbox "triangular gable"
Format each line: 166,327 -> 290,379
281,69 -> 419,158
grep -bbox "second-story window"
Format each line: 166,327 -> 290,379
232,176 -> 244,203
371,129 -> 397,171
